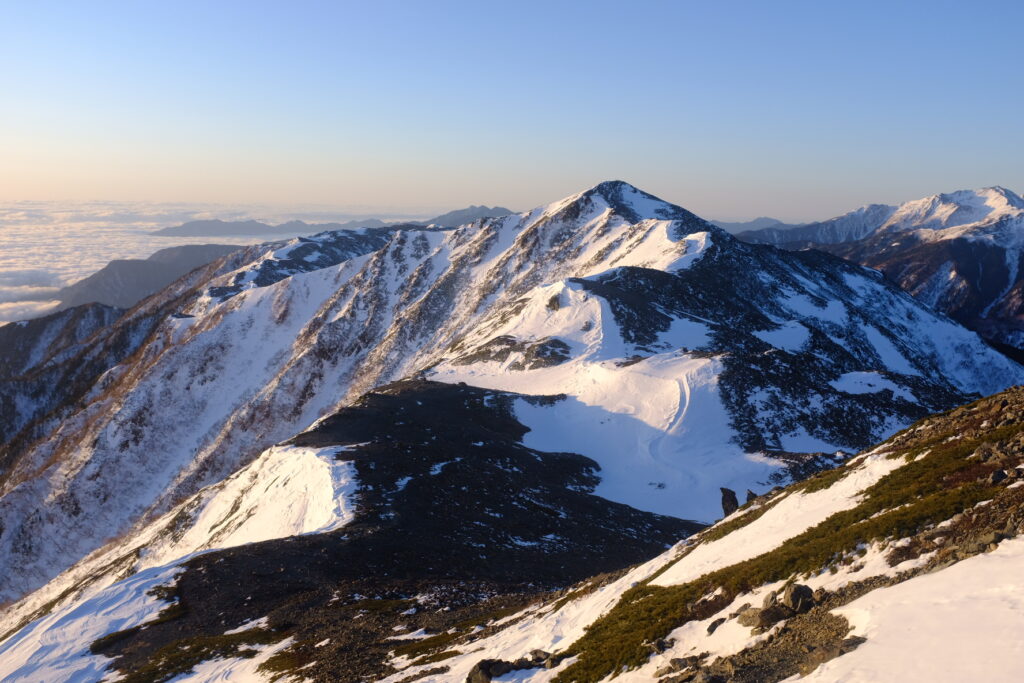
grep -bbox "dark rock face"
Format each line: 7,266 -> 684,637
92,380 -> 702,683
822,231 -> 1024,350
451,335 -> 571,370
741,208 -> 1024,354
721,487 -> 740,516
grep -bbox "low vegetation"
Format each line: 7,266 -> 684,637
552,393 -> 1024,683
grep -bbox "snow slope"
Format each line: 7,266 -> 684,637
0,563 -> 183,683
0,443 -> 357,652
803,536 -> 1024,682
374,387 -> 1024,683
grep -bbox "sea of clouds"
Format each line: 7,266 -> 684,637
0,201 -> 418,323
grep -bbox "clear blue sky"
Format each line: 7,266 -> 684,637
2,0 -> 1022,220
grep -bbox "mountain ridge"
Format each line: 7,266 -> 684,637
0,180 -> 1019,612
738,186 -> 1024,351
153,205 -> 514,237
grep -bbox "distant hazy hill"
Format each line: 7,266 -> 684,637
56,244 -> 239,309
711,216 -> 802,234
153,206 -> 514,236
152,218 -> 388,237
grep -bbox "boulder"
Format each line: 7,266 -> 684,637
781,583 -> 814,613
736,607 -> 762,627
728,603 -> 751,618
467,659 -> 515,683
737,604 -> 792,628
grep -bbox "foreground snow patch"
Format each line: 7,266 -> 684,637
163,637 -> 294,683
651,450 -> 907,587
800,536 -> 1024,682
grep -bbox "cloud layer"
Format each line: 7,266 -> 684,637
0,201 -> 394,324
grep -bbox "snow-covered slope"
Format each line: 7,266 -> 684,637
0,379 -> 695,682
1,181 -> 1021,609
7,375 -> 1024,682
369,385 -> 1024,683
738,187 -> 1024,352
0,302 -> 122,380
0,442 -> 359,665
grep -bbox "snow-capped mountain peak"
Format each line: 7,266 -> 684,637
883,186 -> 1024,233
737,185 -> 1024,352
538,180 -> 712,229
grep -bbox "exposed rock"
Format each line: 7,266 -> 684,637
738,603 -> 794,630
706,617 -> 726,635
721,488 -> 740,516
780,583 -> 814,613
467,659 -> 514,683
729,603 -> 751,619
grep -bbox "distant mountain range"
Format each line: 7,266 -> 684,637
738,186 -> 1024,355
153,205 -> 514,236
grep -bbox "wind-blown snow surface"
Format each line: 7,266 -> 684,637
0,563 -> 183,683
1,180 -> 1022,606
800,536 -> 1024,682
0,444 -> 357,655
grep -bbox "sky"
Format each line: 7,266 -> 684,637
2,0 -> 1023,221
